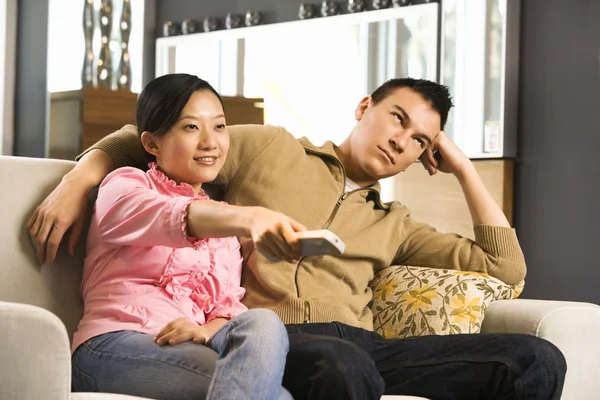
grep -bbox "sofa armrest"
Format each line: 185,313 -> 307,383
482,299 -> 600,400
0,301 -> 71,400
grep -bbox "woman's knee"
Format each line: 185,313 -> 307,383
237,308 -> 288,341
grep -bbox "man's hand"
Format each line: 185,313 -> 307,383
154,317 -> 227,346
26,174 -> 89,265
419,131 -> 510,228
247,207 -> 306,263
25,149 -> 114,265
419,131 -> 472,177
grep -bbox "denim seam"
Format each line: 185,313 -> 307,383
332,321 -> 344,338
82,341 -> 214,380
210,320 -> 238,384
380,356 -> 524,377
72,364 -> 99,391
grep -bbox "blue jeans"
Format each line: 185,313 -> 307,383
72,309 -> 292,400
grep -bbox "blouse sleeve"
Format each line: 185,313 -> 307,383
93,167 -> 205,249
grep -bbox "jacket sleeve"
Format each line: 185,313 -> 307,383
206,238 -> 247,321
93,167 -> 204,249
392,213 -> 526,285
76,124 -> 148,171
212,124 -> 279,186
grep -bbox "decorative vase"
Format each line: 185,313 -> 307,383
117,0 -> 131,90
298,3 -> 317,19
163,20 -> 181,37
182,19 -> 200,34
372,0 -> 391,9
321,1 -> 340,17
244,10 -> 262,27
391,0 -> 410,6
97,0 -> 113,89
81,0 -> 95,87
203,17 -> 220,32
347,0 -> 366,13
225,13 -> 244,29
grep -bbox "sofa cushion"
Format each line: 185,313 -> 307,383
370,266 -> 524,338
0,156 -> 86,340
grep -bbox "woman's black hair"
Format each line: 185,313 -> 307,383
136,73 -> 224,161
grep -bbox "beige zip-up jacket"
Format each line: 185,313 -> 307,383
81,124 -> 526,330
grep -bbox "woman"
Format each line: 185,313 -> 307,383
71,73 -> 304,400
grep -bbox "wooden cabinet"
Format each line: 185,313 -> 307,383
81,87 -> 138,151
48,88 -> 264,160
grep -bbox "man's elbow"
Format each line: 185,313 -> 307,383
489,258 -> 527,286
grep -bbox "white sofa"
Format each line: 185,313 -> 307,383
1,155 -> 599,400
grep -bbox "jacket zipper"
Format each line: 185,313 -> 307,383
322,192 -> 349,229
295,191 -> 348,295
297,191 -> 351,322
303,300 -> 311,323
296,146 -> 368,324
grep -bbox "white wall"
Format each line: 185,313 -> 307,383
0,0 -> 17,155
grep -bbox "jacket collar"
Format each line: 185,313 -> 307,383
298,137 -> 390,211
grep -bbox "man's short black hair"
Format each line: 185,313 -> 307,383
371,78 -> 454,130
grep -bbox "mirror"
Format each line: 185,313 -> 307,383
157,4 -> 439,147
441,0 -> 519,158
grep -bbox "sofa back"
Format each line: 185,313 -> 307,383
0,156 -> 86,341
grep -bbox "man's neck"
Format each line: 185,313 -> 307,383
334,142 -> 376,188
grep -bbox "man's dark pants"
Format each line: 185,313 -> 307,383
282,322 -> 566,400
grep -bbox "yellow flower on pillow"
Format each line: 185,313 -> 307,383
403,284 -> 437,311
383,278 -> 399,297
450,294 -> 482,325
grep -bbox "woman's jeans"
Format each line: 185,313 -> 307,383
72,309 -> 292,400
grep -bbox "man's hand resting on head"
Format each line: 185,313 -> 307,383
419,130 -> 472,177
418,131 -> 510,228
26,149 -> 114,265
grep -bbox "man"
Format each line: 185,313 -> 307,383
28,78 -> 566,399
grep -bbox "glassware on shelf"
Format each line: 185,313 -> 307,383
299,3 -> 318,20
348,0 -> 366,13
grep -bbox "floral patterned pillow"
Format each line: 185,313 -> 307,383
369,266 -> 524,339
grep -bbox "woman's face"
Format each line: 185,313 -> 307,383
143,90 -> 228,193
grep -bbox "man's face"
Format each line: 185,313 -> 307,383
348,87 -> 441,181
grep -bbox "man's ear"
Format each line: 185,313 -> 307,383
354,96 -> 373,121
140,131 -> 160,158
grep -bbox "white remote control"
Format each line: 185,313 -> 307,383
259,229 -> 346,262
296,229 -> 345,257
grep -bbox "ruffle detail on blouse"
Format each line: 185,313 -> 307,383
147,162 -> 210,198
154,247 -> 227,316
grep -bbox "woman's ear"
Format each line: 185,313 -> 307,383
140,131 -> 160,158
354,96 -> 372,121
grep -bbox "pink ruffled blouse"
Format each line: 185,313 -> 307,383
71,163 -> 246,353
